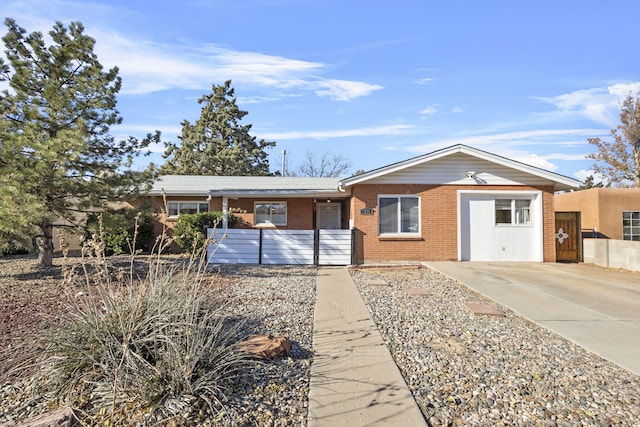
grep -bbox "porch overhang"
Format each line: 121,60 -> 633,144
208,188 -> 350,199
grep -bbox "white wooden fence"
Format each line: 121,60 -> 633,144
207,228 -> 353,265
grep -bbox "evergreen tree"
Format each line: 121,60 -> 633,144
577,175 -> 607,191
0,18 -> 157,267
162,80 -> 275,175
587,93 -> 640,187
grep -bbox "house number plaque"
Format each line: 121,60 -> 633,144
360,207 -> 374,215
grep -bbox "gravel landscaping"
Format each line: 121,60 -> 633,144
350,266 -> 640,426
1,258 -> 639,426
0,258 -> 316,426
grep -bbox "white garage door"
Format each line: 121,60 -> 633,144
458,191 -> 543,261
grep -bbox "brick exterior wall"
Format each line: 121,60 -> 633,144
147,196 -> 321,232
350,184 -> 556,263
224,198 -> 316,230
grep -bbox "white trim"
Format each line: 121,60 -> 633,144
622,210 -> 640,241
457,190 -> 543,261
493,197 -> 534,226
166,200 -> 210,217
377,194 -> 421,236
254,201 -> 288,226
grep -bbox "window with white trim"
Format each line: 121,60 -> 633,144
378,195 -> 420,235
623,211 -> 640,241
167,201 -> 209,217
495,199 -> 532,225
255,201 -> 287,225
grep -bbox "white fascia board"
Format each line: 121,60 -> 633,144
148,190 -> 209,197
208,189 -> 348,198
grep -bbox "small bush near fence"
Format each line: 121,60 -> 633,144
174,212 -> 236,254
85,207 -> 154,255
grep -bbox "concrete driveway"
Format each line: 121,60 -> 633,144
424,262 -> 640,376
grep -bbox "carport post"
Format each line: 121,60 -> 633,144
221,195 -> 229,229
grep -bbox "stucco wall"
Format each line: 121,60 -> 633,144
555,188 -> 640,239
583,238 -> 640,271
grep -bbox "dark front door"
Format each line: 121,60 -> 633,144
555,211 -> 582,262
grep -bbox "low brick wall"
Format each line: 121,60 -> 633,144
583,238 -> 640,272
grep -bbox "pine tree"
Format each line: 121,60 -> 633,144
162,80 -> 275,175
0,18 -> 157,267
587,94 -> 640,188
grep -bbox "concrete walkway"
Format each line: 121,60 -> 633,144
425,262 -> 640,376
308,267 -> 426,426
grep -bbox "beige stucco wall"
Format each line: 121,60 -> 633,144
555,188 -> 640,239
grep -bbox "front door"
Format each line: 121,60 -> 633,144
555,211 -> 582,262
317,203 -> 341,229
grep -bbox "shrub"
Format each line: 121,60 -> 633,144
173,211 -> 236,253
28,236 -> 252,424
1,239 -> 31,255
85,207 -> 154,255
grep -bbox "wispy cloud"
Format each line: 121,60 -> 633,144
401,128 -> 608,171
93,35 -> 383,100
261,124 -> 415,140
3,0 -> 382,101
405,128 -> 607,153
419,105 -> 438,116
314,79 -> 383,101
416,77 -> 434,85
535,82 -> 640,127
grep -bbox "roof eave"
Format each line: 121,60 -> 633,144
208,189 -> 350,198
339,144 -> 582,189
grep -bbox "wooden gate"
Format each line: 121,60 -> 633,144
555,211 -> 582,262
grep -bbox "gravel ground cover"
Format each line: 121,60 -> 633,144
350,266 -> 640,427
3,257 -> 639,426
0,257 -> 315,426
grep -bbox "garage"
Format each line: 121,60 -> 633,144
458,190 -> 543,261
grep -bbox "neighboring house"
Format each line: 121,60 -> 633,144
145,144 -> 580,263
555,188 -> 640,240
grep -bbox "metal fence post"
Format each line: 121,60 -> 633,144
314,229 -> 320,265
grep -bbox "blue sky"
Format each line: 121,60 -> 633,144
3,0 -> 640,181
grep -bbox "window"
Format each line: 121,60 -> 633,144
495,199 -> 532,225
623,211 -> 640,241
167,201 -> 209,217
378,195 -> 420,235
255,202 -> 287,225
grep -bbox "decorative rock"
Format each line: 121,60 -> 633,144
463,302 -> 505,317
237,334 -> 292,360
366,279 -> 389,286
405,288 -> 430,295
